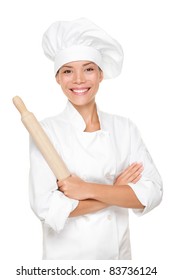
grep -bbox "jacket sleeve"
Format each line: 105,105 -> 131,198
29,125 -> 79,233
127,120 -> 163,216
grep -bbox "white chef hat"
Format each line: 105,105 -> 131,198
42,18 -> 123,79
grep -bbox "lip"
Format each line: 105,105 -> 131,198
70,87 -> 91,96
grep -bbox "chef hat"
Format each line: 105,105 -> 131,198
42,18 -> 123,79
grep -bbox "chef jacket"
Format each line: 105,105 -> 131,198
29,101 -> 163,260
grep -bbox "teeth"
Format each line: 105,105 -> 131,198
72,89 -> 88,93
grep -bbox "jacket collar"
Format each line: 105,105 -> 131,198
62,101 -> 106,132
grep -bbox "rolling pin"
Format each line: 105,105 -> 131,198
12,96 -> 71,180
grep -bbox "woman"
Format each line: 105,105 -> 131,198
29,18 -> 163,259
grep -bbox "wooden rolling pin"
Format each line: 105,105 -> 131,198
12,96 -> 71,180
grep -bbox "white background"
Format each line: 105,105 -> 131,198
0,0 -> 172,279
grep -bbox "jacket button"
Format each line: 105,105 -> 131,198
82,175 -> 87,180
85,216 -> 90,222
105,173 -> 114,182
107,215 -> 112,220
105,173 -> 112,179
100,133 -> 105,137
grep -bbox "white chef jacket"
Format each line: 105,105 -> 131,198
29,101 -> 163,260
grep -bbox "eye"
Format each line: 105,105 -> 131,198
63,69 -> 72,74
85,67 -> 94,72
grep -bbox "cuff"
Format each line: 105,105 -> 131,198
45,190 -> 79,232
128,179 -> 162,216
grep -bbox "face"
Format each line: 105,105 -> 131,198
56,60 -> 103,107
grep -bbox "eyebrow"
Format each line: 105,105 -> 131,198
83,62 -> 95,67
61,62 -> 95,69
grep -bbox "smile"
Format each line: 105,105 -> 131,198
70,88 -> 90,96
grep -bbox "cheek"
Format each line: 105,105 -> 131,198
57,77 -> 69,89
60,81 -> 71,95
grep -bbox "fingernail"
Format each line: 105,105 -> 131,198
139,166 -> 144,171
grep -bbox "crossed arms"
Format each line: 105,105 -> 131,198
57,162 -> 145,217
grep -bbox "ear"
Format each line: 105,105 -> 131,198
99,70 -> 104,82
55,73 -> 60,84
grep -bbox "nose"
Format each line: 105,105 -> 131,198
73,70 -> 85,84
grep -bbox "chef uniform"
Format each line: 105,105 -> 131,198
29,18 -> 163,260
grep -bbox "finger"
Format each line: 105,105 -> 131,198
58,185 -> 65,192
121,163 -> 142,177
131,174 -> 142,184
118,163 -> 143,181
127,166 -> 144,182
119,163 -> 138,176
125,164 -> 143,180
129,162 -> 143,172
57,180 -> 64,188
57,181 -> 61,187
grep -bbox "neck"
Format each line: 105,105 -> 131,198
71,100 -> 101,132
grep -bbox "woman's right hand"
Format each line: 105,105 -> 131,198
114,162 -> 144,186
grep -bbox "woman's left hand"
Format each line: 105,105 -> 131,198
57,174 -> 90,200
